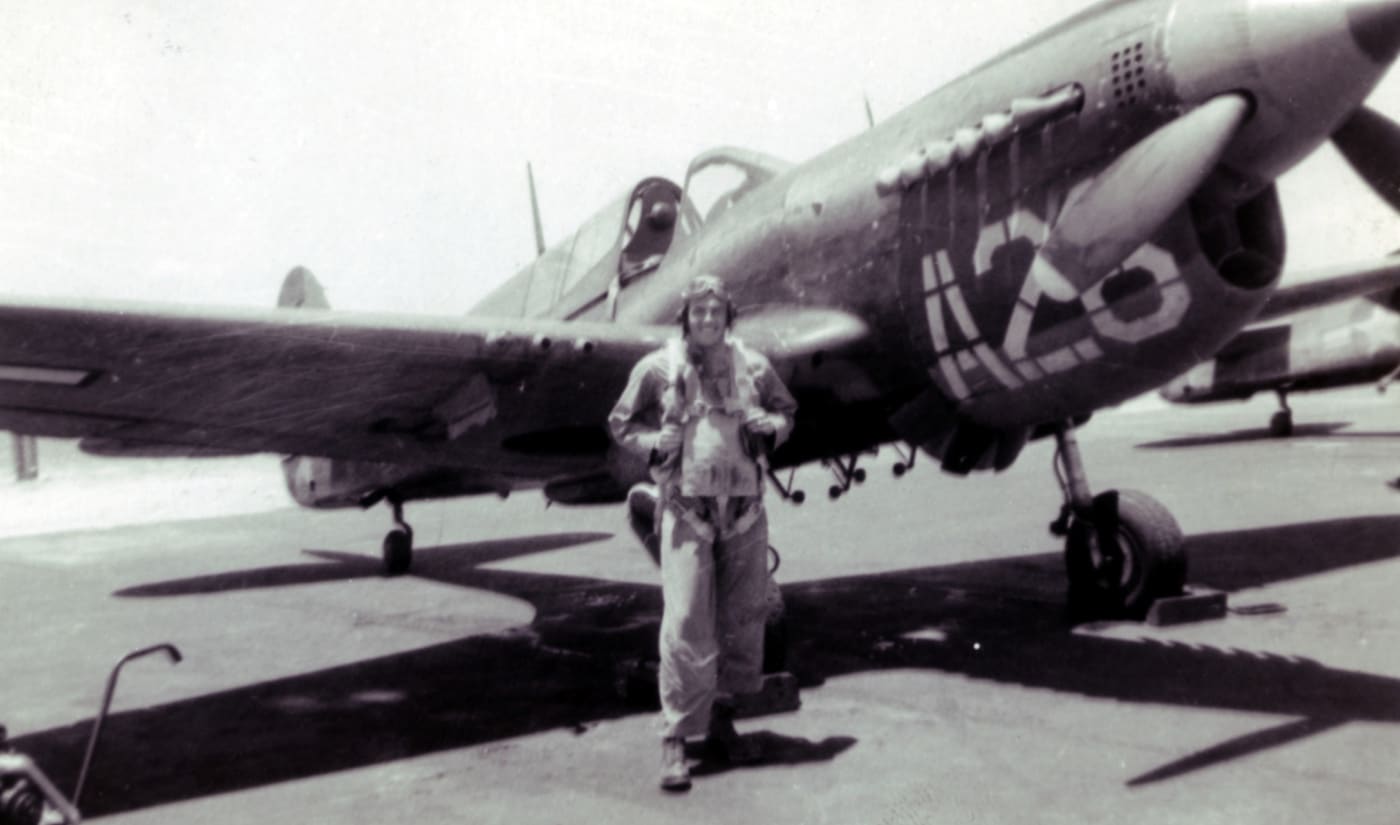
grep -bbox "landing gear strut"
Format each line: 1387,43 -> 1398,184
891,442 -> 918,477
823,453 -> 868,499
382,497 -> 413,575
1269,389 -> 1293,437
1051,421 -> 1185,619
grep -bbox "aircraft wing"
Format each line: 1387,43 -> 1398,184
1254,253 -> 1400,322
0,297 -> 868,472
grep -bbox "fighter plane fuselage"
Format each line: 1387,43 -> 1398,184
285,0 -> 1400,507
604,0 -> 1389,466
3,0 -> 1394,607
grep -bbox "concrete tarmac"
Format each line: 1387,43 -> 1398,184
3,388 -> 1400,824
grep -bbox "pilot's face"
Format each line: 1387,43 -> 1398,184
687,295 -> 727,347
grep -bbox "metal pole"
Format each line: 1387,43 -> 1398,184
1054,422 -> 1094,511
12,434 -> 37,482
72,644 -> 182,808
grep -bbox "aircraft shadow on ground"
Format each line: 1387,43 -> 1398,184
17,516 -> 1400,815
1138,421 -> 1400,450
1136,421 -> 1371,449
113,531 -> 615,597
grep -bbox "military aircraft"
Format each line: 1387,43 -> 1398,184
2,0 -> 1400,621
1161,252 -> 1400,436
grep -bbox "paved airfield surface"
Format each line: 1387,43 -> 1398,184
3,388 -> 1400,824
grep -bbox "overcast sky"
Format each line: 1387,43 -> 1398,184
2,1 -> 1397,314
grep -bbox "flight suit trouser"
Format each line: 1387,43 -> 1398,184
657,504 -> 769,739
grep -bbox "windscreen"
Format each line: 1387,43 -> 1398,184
521,191 -> 631,317
680,146 -> 794,229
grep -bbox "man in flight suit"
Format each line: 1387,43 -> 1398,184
609,274 -> 798,792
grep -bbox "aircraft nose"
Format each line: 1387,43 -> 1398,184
1350,0 -> 1400,64
1164,0 -> 1400,183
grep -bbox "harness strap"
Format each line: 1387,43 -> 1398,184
656,335 -> 771,503
670,498 -> 716,542
665,336 -> 764,424
663,495 -> 763,541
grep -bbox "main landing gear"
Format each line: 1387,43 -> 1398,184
1049,421 -> 1185,619
1269,389 -> 1293,437
382,497 -> 413,576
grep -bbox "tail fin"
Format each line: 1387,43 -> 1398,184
274,265 -> 333,505
277,266 -> 329,309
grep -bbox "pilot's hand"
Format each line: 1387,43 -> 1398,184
744,413 -> 779,438
656,423 -> 683,454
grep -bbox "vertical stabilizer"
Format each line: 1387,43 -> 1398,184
274,264 -> 333,505
276,266 -> 330,309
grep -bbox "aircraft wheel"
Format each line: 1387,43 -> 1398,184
0,777 -> 42,825
1269,410 -> 1293,437
382,528 -> 413,576
1065,489 -> 1184,619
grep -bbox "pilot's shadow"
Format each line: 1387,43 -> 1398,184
688,732 -> 858,777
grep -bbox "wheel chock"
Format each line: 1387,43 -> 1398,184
1145,586 -> 1227,627
613,659 -> 661,709
731,673 -> 801,719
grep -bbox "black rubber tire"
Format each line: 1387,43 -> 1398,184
1065,489 -> 1185,619
0,779 -> 43,825
382,528 -> 413,576
1269,410 -> 1293,438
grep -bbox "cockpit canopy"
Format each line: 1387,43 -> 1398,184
472,147 -> 792,320
680,146 -> 794,228
517,178 -> 681,318
476,176 -> 685,319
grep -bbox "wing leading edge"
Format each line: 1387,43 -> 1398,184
1254,253 -> 1400,321
0,297 -> 870,482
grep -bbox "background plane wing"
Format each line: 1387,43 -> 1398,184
0,298 -> 869,475
1254,253 -> 1400,321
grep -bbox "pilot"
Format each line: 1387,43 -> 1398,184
609,273 -> 797,792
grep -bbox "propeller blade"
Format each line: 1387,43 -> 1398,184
1332,105 -> 1400,213
1030,94 -> 1251,302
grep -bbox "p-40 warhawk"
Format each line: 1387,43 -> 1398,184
1161,252 -> 1400,436
3,0 -> 1400,619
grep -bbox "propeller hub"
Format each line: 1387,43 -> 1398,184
1166,0 -> 1399,185
1349,0 -> 1400,63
